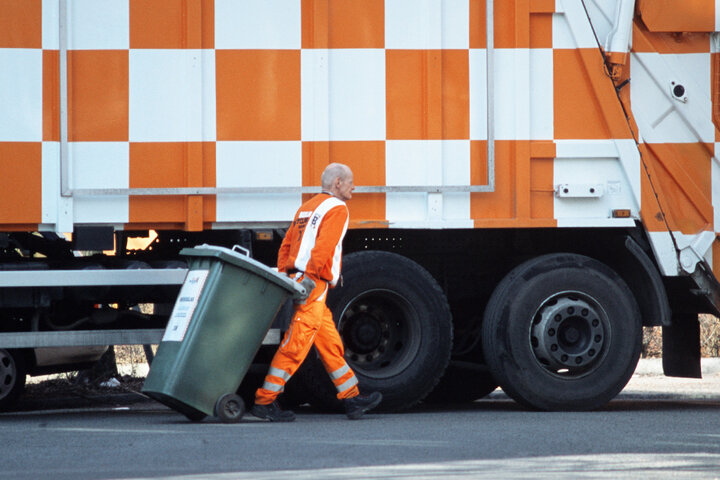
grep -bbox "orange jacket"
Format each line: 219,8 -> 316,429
277,193 -> 349,286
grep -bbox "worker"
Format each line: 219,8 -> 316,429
251,163 -> 382,422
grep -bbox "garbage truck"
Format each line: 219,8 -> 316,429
1,0 -> 719,412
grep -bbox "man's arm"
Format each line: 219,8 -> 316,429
276,223 -> 294,273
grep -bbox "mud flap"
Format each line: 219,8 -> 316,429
662,313 -> 701,378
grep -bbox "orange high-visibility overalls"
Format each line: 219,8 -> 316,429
255,193 -> 359,405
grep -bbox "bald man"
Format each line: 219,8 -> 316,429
251,163 -> 382,421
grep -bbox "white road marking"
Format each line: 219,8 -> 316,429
119,453 -> 720,480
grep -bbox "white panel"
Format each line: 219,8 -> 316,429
129,50 -> 216,142
215,141 -> 301,222
214,0 -> 301,49
553,1 -> 600,49
614,139 -> 643,208
483,48 -> 553,141
441,141 -> 471,220
581,0 -> 617,49
530,49 -> 553,140
68,0 -> 129,49
71,142 -> 129,223
555,139 -> 619,158
493,49 -> 530,140
0,49 -> 42,142
386,140 -> 442,187
386,140 -> 470,222
302,49 -> 385,141
385,0 -> 468,49
301,49 -> 330,141
42,0 -> 59,49
42,142 -> 73,233
631,52 -> 714,144
554,140 -> 640,224
650,231 -> 694,276
469,49 -> 488,141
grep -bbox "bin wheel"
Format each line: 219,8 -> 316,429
215,394 -> 245,423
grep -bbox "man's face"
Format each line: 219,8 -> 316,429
335,173 -> 355,201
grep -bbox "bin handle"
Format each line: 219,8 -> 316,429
232,245 -> 250,257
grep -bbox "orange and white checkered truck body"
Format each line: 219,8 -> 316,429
0,0 -> 719,281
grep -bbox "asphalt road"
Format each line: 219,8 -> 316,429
3,359 -> 720,480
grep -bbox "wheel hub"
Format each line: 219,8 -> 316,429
531,295 -> 607,374
342,306 -> 389,363
338,290 -> 420,377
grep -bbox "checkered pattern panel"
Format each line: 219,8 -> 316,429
0,0 -> 716,246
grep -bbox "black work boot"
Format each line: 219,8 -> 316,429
251,401 -> 296,422
344,392 -> 382,420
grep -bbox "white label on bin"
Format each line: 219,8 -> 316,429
162,269 -> 209,342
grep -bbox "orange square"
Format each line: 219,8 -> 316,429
553,49 -> 629,140
469,0 -> 486,49
129,142 -> 216,225
68,50 -> 128,142
130,0 -> 214,49
43,50 -> 60,142
386,50 -> 469,140
303,141 -> 386,223
493,0 -> 520,49
640,142 -> 713,234
471,140 -> 513,220
0,143 -> 41,224
302,0 -> 384,48
530,13 -> 552,48
637,0 -> 715,33
216,50 -> 300,141
471,1 -> 552,49
0,0 -> 41,48
632,20 -> 710,54
471,140 -> 556,227
529,155 -> 553,219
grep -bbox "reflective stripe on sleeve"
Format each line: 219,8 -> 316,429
329,363 -> 351,381
262,381 -> 284,393
268,367 -> 291,382
335,375 -> 358,393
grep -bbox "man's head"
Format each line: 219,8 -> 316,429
321,163 -> 354,201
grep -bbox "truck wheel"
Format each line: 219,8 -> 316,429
0,349 -> 26,412
482,253 -> 642,411
296,251 -> 453,412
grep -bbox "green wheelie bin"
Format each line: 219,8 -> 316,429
142,244 -> 307,423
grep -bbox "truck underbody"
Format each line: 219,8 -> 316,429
0,225 -> 715,412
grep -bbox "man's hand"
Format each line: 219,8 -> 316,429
295,276 -> 316,304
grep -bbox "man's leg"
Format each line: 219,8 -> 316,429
252,281 -> 326,421
314,303 -> 359,399
314,304 -> 382,419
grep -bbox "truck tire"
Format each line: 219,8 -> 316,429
0,349 -> 26,412
295,251 -> 453,412
482,253 -> 642,411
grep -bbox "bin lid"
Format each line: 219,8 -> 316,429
180,245 -> 307,299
